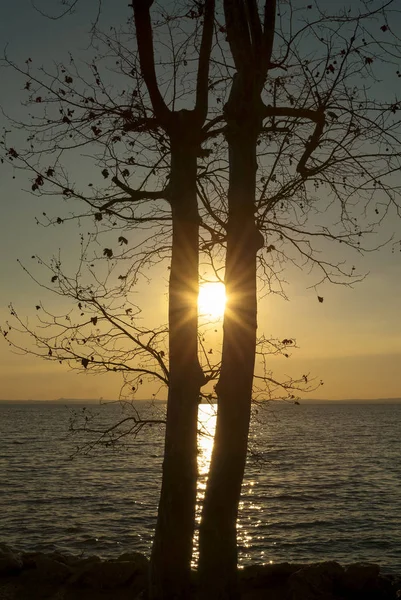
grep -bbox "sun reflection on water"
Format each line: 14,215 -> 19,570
193,404 -> 269,567
197,403 -> 217,492
192,402 -> 216,566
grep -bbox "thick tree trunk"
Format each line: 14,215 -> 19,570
150,141 -> 204,600
198,124 -> 263,599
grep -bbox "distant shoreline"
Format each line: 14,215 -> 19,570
1,398 -> 401,405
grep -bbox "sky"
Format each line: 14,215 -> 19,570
0,0 -> 400,401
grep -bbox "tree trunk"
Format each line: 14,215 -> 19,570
198,123 -> 263,599
150,139 -> 204,600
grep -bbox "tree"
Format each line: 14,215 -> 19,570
2,1 -> 401,599
130,4 -> 217,598
198,1 -> 401,598
2,2 -> 217,597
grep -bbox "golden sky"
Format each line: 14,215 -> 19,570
1,0 -> 400,401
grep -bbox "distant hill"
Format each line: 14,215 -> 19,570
1,397 -> 400,404
299,398 -> 401,404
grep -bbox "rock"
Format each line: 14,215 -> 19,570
71,558 -> 147,590
338,563 -> 401,599
32,555 -> 72,584
0,547 -> 22,576
341,562 -> 380,590
115,551 -> 149,569
240,562 -> 303,589
287,561 -> 344,600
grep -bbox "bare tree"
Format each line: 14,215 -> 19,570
2,2 -> 217,597
2,1 -> 401,599
198,1 -> 401,598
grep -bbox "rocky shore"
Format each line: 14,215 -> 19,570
1,544 -> 400,599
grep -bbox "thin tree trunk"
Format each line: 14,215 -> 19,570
198,123 -> 263,599
150,142 -> 204,600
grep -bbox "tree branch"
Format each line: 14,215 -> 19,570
132,0 -> 171,126
195,0 -> 215,125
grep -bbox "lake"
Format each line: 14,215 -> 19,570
0,401 -> 400,573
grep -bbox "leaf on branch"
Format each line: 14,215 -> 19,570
35,97 -> 42,103
118,236 -> 128,246
46,168 -> 54,177
365,57 -> 373,65
81,357 -> 89,369
91,126 -> 101,136
317,296 -> 324,303
56,217 -> 63,224
51,275 -> 58,283
94,212 -> 103,221
101,168 -> 109,178
91,317 -> 98,326
48,348 -> 52,357
35,305 -> 41,310
103,248 -> 113,258
380,25 -> 388,32
65,76 -> 73,84
32,175 -> 44,190
24,81 -> 31,90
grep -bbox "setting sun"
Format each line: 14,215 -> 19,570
198,282 -> 226,319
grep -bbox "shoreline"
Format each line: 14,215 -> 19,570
1,545 -> 400,599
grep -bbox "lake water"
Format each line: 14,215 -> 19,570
0,401 -> 400,573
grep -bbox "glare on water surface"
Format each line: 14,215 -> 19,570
194,403 -> 260,566
197,403 -> 216,486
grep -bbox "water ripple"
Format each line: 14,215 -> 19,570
0,402 -> 400,573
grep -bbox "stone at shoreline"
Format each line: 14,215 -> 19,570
70,552 -> 148,591
0,550 -> 22,577
240,560 -> 401,600
0,546 -> 400,600
0,547 -> 149,599
286,561 -> 345,599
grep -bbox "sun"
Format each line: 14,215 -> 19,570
198,282 -> 226,319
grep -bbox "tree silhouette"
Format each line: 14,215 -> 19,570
3,2 -> 217,597
2,1 -> 401,599
198,1 -> 401,598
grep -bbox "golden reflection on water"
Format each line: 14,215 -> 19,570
197,403 -> 217,492
192,402 -> 216,566
194,404 -> 269,567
